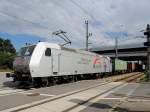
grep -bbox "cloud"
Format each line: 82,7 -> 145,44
0,0 -> 149,48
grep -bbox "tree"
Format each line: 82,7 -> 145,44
0,38 -> 16,69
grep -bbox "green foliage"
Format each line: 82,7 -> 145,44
0,38 -> 16,53
140,71 -> 149,82
0,37 -> 16,69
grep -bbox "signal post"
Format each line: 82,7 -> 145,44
144,24 -> 150,81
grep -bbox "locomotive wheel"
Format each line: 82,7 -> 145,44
48,77 -> 54,86
70,76 -> 75,83
33,78 -> 42,88
52,77 -> 57,85
95,74 -> 100,79
42,80 -> 49,87
74,76 -> 78,82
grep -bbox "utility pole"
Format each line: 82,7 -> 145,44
144,24 -> 150,81
115,38 -> 118,58
85,20 -> 89,51
85,20 -> 92,51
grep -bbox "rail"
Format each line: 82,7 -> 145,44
2,72 -> 143,112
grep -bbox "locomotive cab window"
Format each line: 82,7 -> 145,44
45,48 -> 51,56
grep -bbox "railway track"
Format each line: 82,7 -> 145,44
114,72 -> 143,82
2,72 -> 143,112
0,72 -> 141,97
62,72 -> 143,112
122,73 -> 143,82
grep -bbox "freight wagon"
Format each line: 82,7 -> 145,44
112,58 -> 127,74
127,61 -> 144,72
6,42 -> 112,87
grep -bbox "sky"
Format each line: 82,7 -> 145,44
0,0 -> 149,50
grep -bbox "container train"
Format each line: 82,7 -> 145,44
6,42 -> 137,87
112,58 -> 127,74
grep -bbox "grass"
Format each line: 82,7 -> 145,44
0,68 -> 13,72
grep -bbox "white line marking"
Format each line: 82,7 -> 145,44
126,84 -> 139,96
0,89 -> 24,96
100,83 -> 128,98
128,99 -> 150,102
40,94 -> 56,97
19,92 -> 56,97
99,97 -> 122,100
69,83 -> 128,112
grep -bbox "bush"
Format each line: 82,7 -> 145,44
0,52 -> 16,69
140,71 -> 149,82
0,38 -> 16,69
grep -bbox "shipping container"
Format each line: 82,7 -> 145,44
112,59 -> 127,72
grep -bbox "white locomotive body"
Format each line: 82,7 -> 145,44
30,42 -> 112,76
7,42 -> 112,86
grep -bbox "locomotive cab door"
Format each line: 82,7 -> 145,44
39,48 -> 52,76
52,50 -> 59,74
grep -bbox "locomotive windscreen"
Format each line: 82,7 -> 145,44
18,45 -> 36,57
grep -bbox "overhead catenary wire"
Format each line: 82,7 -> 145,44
0,11 -> 48,29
